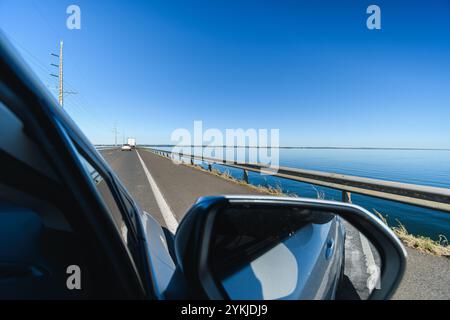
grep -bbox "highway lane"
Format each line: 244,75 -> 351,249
99,148 -> 380,299
99,148 -> 165,226
98,148 -> 449,300
137,148 -> 271,220
99,148 -> 271,226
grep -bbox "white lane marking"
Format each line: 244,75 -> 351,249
136,150 -> 179,233
359,232 -> 380,290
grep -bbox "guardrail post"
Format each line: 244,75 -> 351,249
243,169 -> 249,183
342,191 -> 352,203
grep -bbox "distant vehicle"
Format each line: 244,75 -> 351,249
121,144 -> 132,151
127,138 -> 136,149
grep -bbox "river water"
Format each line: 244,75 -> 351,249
156,147 -> 450,240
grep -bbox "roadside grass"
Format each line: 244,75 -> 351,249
188,163 -> 287,196
374,210 -> 450,257
153,152 -> 450,258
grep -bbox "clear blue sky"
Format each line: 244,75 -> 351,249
1,0 -> 450,147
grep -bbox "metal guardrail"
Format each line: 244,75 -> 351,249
145,147 -> 450,214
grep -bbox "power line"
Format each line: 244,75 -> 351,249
4,31 -> 58,86
4,31 -> 116,142
30,0 -> 62,40
4,8 -> 117,144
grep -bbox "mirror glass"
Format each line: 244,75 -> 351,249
209,204 -> 382,300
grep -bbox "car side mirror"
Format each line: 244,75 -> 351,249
174,196 -> 406,300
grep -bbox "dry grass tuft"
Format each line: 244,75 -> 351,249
374,210 -> 450,257
185,163 -> 287,196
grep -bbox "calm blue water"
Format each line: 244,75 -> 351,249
157,147 -> 450,240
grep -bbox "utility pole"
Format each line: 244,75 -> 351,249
113,123 -> 119,146
50,41 -> 76,108
50,41 -> 64,107
58,41 -> 63,107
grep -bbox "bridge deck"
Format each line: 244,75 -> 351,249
99,148 -> 450,300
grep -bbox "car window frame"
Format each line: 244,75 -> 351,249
1,34 -> 152,299
64,129 -> 147,269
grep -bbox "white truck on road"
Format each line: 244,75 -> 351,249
127,138 -> 136,149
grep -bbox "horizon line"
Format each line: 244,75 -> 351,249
94,144 -> 450,151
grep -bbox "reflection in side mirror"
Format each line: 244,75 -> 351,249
175,196 -> 406,300
210,205 -> 380,300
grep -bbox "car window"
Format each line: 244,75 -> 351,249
79,157 -> 130,241
73,148 -> 143,271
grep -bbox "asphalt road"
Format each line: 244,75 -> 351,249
392,247 -> 450,300
99,148 -> 449,300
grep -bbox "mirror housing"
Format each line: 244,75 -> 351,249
174,195 -> 407,300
